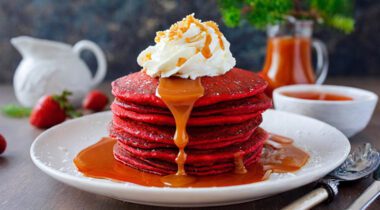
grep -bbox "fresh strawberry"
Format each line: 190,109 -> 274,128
83,90 -> 109,112
0,133 -> 7,155
30,96 -> 66,128
30,91 -> 80,129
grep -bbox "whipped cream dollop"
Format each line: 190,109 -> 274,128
137,14 -> 236,79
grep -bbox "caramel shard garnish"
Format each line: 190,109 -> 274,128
153,14 -> 225,58
234,151 -> 247,174
185,33 -> 203,43
145,52 -> 152,61
176,57 -> 187,67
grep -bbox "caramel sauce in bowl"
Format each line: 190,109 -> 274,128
281,91 -> 352,101
273,84 -> 378,137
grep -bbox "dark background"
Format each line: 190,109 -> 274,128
0,0 -> 379,84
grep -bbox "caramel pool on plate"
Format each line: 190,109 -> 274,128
74,135 -> 309,188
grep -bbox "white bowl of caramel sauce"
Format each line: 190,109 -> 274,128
273,84 -> 378,137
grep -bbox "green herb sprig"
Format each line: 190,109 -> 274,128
218,0 -> 354,33
1,104 -> 32,118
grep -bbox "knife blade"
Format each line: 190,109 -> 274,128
347,160 -> 380,210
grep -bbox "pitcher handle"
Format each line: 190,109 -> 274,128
73,40 -> 107,88
312,39 -> 329,84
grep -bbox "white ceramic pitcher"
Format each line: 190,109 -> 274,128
11,36 -> 107,107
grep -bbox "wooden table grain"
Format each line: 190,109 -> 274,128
1,77 -> 379,210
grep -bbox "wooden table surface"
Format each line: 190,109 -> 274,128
1,77 -> 379,210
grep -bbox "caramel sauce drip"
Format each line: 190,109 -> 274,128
74,133 -> 309,188
156,77 -> 204,186
234,151 -> 248,174
154,14 -> 225,59
201,34 -> 212,59
205,21 -> 225,50
176,57 -> 187,67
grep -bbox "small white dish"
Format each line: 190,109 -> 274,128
30,110 -> 350,207
273,84 -> 378,137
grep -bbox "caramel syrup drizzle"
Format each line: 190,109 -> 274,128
234,151 -> 248,174
205,21 -> 225,50
156,77 -> 204,186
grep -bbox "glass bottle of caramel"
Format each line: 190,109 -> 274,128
260,18 -> 329,97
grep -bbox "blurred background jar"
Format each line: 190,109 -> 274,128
260,18 -> 328,97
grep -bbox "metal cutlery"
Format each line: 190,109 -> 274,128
282,143 -> 380,210
347,159 -> 380,210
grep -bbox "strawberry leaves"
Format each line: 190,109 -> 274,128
52,90 -> 82,118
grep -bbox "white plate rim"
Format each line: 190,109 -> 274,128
30,110 -> 350,205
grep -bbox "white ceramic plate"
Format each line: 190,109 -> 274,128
30,110 -> 350,207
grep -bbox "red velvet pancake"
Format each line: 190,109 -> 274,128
114,127 -> 267,165
111,115 -> 262,147
113,93 -> 272,117
111,102 -> 263,126
114,145 -> 263,176
110,68 -> 271,176
113,128 -> 267,176
110,127 -> 255,150
112,68 -> 268,108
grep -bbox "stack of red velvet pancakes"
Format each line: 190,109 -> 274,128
110,68 -> 272,176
